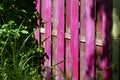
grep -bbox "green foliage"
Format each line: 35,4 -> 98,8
0,19 -> 44,80
0,0 -> 46,80
0,0 -> 35,33
98,71 -> 104,80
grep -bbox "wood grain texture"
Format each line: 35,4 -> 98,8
52,0 -> 64,79
70,0 -> 79,80
52,0 -> 59,79
42,0 -> 52,79
80,0 -> 95,79
57,0 -> 64,79
66,0 -> 72,79
80,0 -> 87,80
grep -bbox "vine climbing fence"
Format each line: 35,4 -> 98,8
34,0 -> 116,80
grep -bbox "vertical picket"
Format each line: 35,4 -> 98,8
85,0 -> 95,79
66,0 -> 72,79
57,0 -> 64,80
34,0 -> 40,44
80,43 -> 86,80
41,0 -> 52,79
80,0 -> 87,79
96,0 -> 112,80
52,0 -> 64,79
52,0 -> 58,79
70,0 -> 79,80
101,0 -> 112,79
66,0 -> 79,79
81,0 -> 95,79
52,0 -> 64,80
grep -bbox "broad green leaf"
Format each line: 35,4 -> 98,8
8,21 -> 14,25
21,10 -> 27,13
21,30 -> 29,34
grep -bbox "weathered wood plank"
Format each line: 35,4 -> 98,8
41,0 -> 52,79
80,0 -> 87,79
66,0 -> 79,80
70,0 -> 79,80
52,0 -> 59,79
85,0 -> 95,79
57,0 -> 64,80
80,43 -> 86,80
66,0 -> 72,79
65,39 -> 72,79
34,0 -> 40,44
52,0 -> 64,79
96,0 -> 112,80
80,0 -> 95,79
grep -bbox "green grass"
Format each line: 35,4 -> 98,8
0,20 -> 44,80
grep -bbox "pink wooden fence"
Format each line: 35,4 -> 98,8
34,0 -> 112,80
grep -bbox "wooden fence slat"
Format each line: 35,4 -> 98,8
70,0 -> 79,80
41,0 -> 52,79
57,0 -> 64,80
65,40 -> 72,79
96,0 -> 112,80
66,0 -> 72,79
34,0 -> 40,44
66,0 -> 79,79
52,0 -> 64,79
52,0 -> 58,79
80,0 -> 87,80
80,43 -> 86,80
81,0 -> 95,79
85,0 -> 95,79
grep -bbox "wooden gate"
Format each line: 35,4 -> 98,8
34,0 -> 118,80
